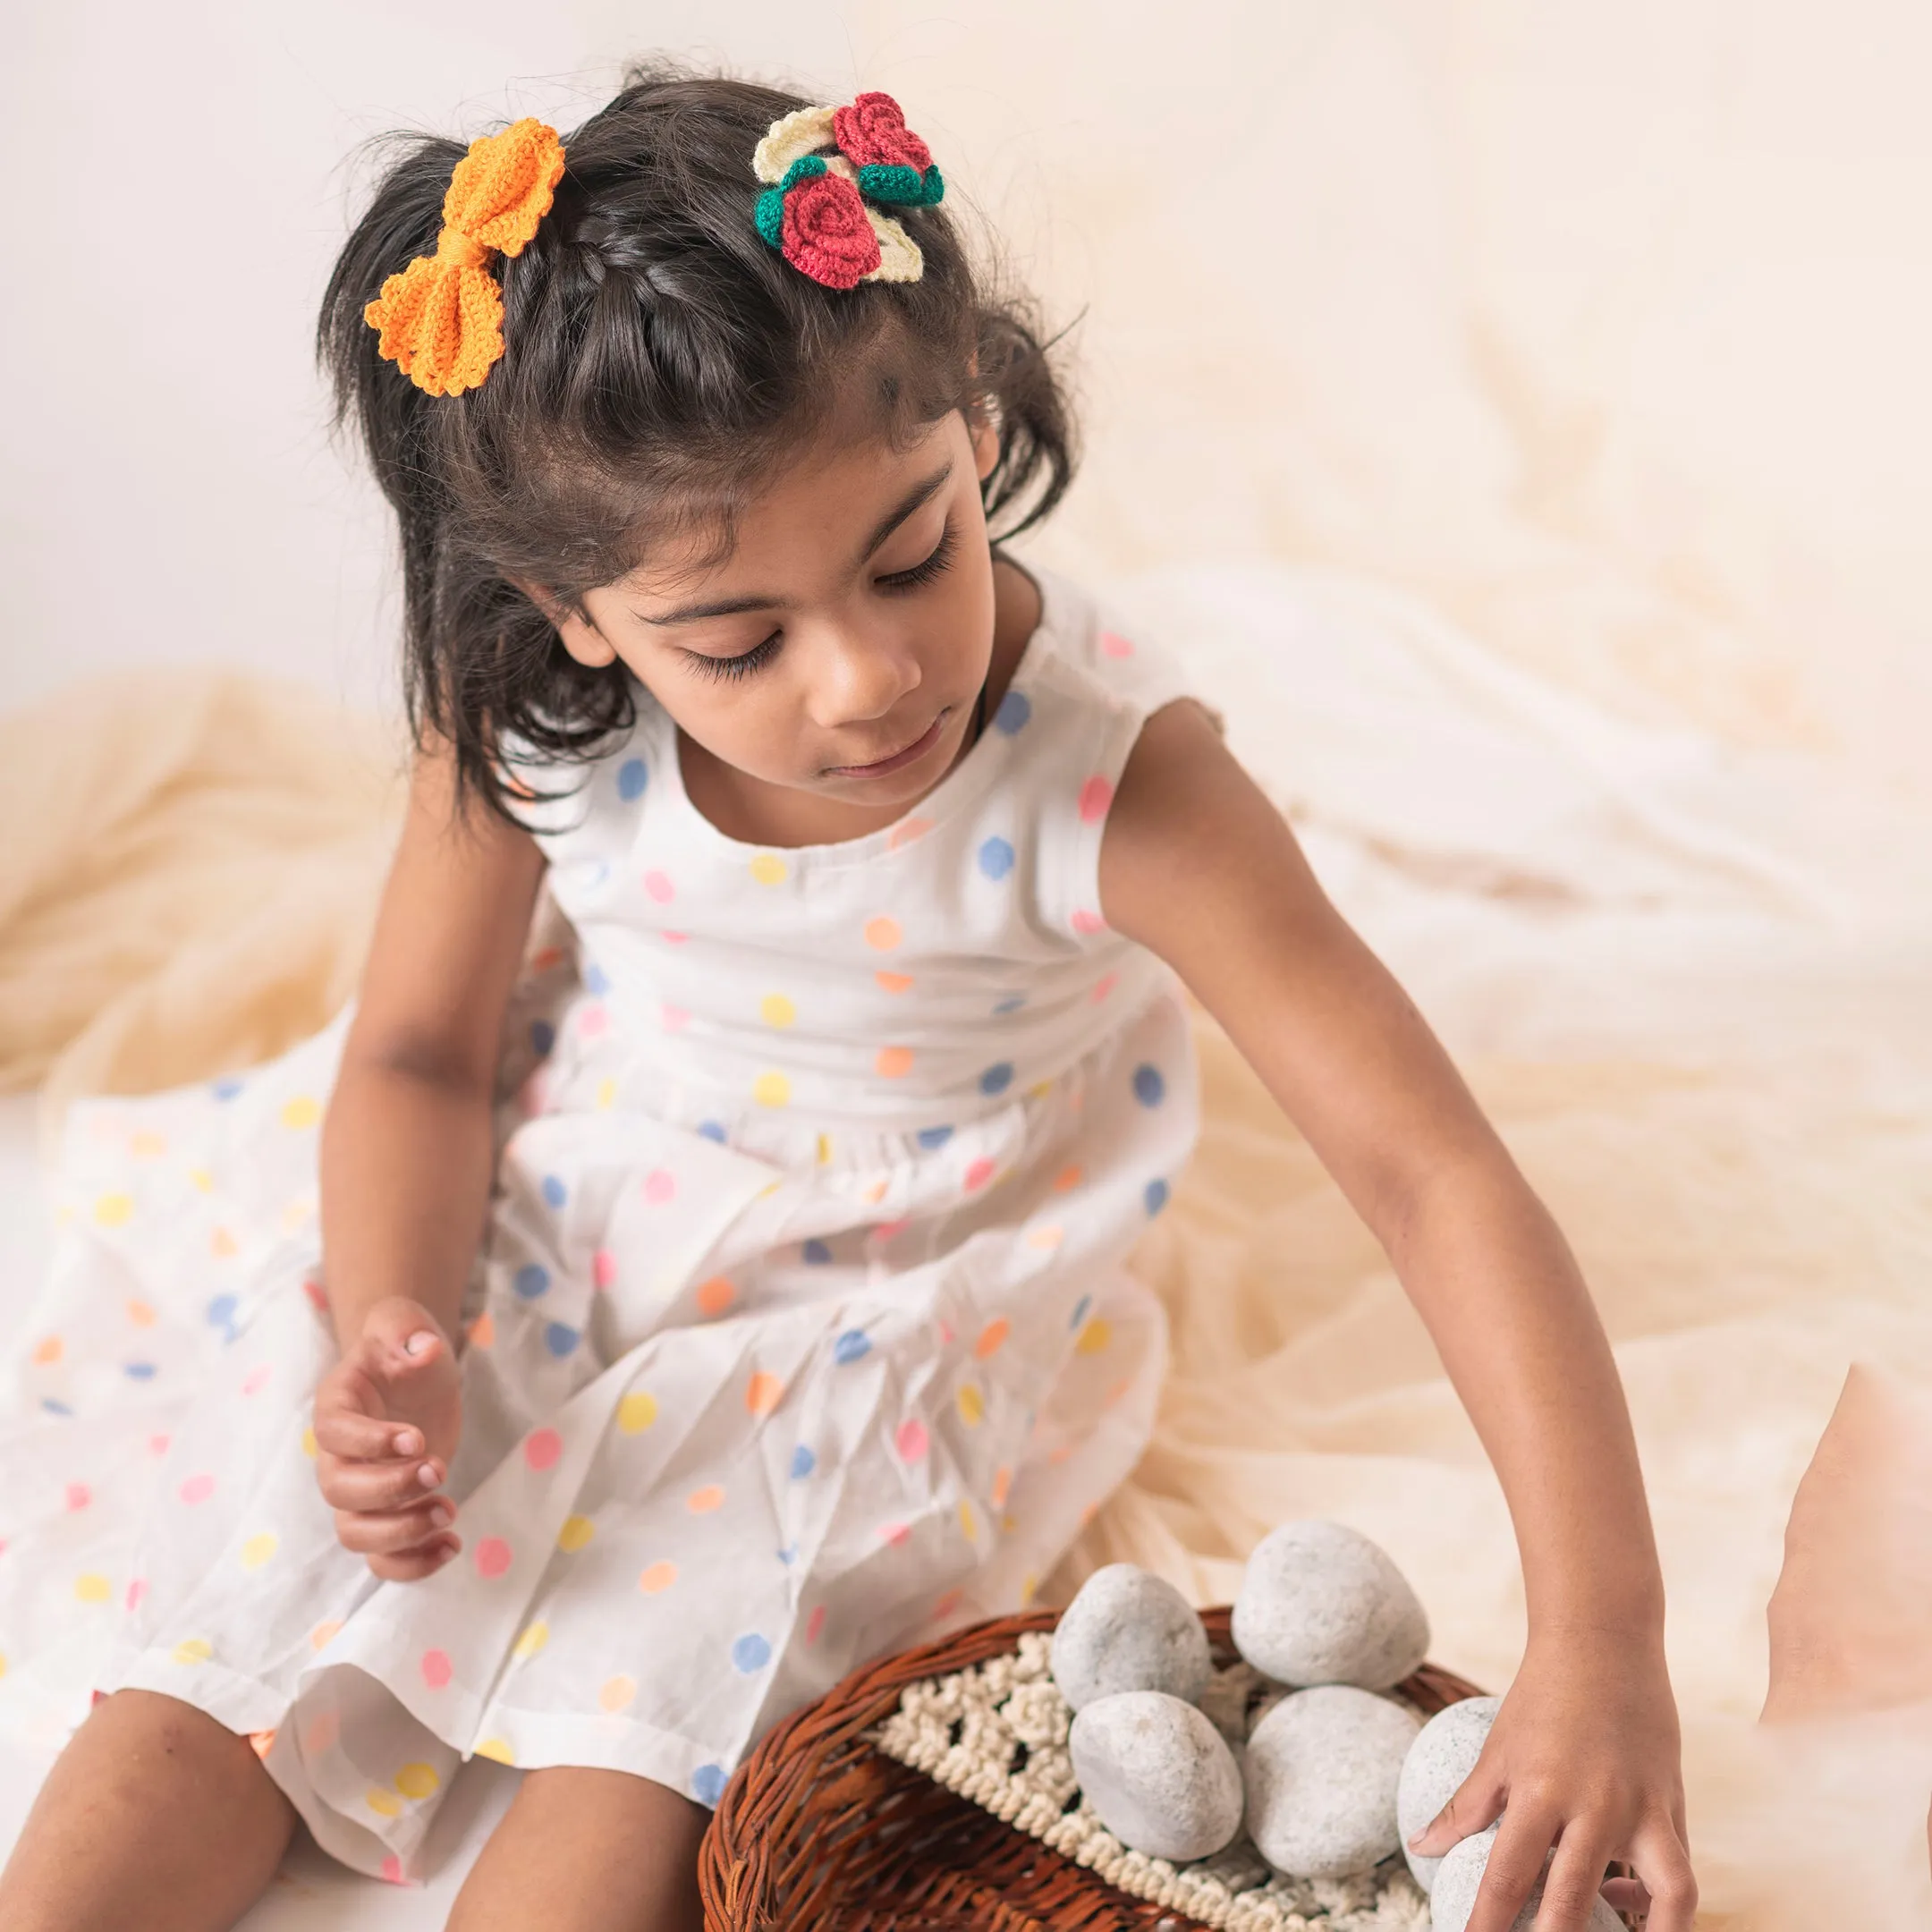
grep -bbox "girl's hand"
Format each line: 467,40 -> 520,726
1410,1628 -> 1698,1931
312,1295 -> 464,1581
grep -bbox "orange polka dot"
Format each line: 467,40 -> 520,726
745,1371 -> 784,1417
1026,1224 -> 1064,1250
686,1485 -> 725,1514
875,970 -> 914,994
599,1674 -> 637,1713
249,1728 -> 276,1759
875,1046 -> 914,1079
887,817 -> 934,850
864,916 -> 902,951
974,1318 -> 1009,1360
130,1131 -> 166,1159
991,1465 -> 1013,1508
696,1276 -> 735,1318
639,1560 -> 680,1594
1052,1165 -> 1084,1192
310,1621 -> 341,1650
468,1309 -> 496,1349
125,1299 -> 157,1327
210,1227 -> 239,1258
32,1335 -> 62,1366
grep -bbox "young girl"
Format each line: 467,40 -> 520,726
0,66 -> 1694,1932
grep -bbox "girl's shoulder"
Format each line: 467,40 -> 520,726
1020,563 -> 1199,726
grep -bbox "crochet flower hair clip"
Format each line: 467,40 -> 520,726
752,92 -> 945,291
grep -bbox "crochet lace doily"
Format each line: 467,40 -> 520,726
870,1631 -> 1432,1931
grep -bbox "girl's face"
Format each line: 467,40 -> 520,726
538,408 -> 1004,826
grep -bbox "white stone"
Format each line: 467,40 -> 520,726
1394,1695 -> 1501,1892
1231,1520 -> 1429,1690
1067,1690 -> 1245,1863
1049,1563 -> 1213,1711
1241,1683 -> 1420,1879
1430,1829 -> 1624,1932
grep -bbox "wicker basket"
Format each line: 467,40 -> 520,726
699,1605 -> 1485,1931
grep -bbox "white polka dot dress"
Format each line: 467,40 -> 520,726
0,566 -> 1200,1882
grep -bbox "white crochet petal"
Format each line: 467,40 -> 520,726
752,105 -> 837,183
861,208 -> 924,284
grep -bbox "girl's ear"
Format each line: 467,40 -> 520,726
968,403 -> 1000,484
512,577 -> 618,669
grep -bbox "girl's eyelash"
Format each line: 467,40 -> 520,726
878,520 -> 957,592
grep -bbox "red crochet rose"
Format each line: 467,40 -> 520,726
833,91 -> 933,173
781,171 -> 882,290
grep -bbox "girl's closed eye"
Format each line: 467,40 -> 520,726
682,633 -> 783,682
877,518 -> 956,594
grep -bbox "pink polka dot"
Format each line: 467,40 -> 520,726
643,870 -> 675,903
936,1319 -> 955,1347
880,1522 -> 911,1546
1098,631 -> 1135,658
1077,775 -> 1114,824
179,1473 -> 216,1505
873,1216 -> 911,1241
302,1278 -> 329,1316
474,1538 -> 513,1580
1091,970 -> 1119,1002
241,1364 -> 271,1396
894,1419 -> 929,1462
642,1169 -> 676,1205
64,1482 -> 90,1512
592,1248 -> 618,1291
148,1434 -> 170,1457
806,1605 -> 827,1644
1071,909 -> 1107,936
660,1004 -> 689,1032
963,1157 -> 996,1192
125,1579 -> 146,1611
660,930 -> 689,945
524,1428 -> 563,1472
420,1648 -> 453,1690
380,1856 -> 405,1886
577,1004 -> 609,1039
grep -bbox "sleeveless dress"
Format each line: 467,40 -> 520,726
0,564 -> 1201,1882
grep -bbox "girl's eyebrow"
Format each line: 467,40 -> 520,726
629,460 -> 954,627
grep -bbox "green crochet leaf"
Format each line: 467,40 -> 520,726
754,186 -> 786,249
857,162 -> 945,207
779,155 -> 829,191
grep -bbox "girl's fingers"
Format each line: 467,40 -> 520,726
317,1451 -> 445,1513
1627,1816 -> 1698,1932
1411,1753 -> 1507,1855
1466,1810 -> 1556,1932
1534,1820 -> 1617,1931
312,1404 -> 423,1464
332,1497 -> 456,1557
365,1536 -> 462,1583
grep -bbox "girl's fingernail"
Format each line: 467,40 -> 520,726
430,1503 -> 453,1529
394,1429 -> 423,1457
405,1331 -> 436,1357
418,1463 -> 439,1488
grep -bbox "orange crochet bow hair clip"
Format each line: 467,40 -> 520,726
364,116 -> 567,397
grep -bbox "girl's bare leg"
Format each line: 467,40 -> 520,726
0,1690 -> 296,1932
445,1766 -> 707,1932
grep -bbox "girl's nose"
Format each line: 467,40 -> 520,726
808,622 -> 923,730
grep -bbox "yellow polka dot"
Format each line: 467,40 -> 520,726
959,1500 -> 979,1543
512,1621 -> 549,1662
241,1533 -> 278,1572
125,1298 -> 157,1327
745,1371 -> 784,1417
475,1736 -> 516,1765
278,1198 -> 314,1234
73,1572 -> 111,1605
0,1653 -> 9,1681
310,1621 -> 342,1650
956,1383 -> 985,1427
759,993 -> 796,1029
187,1166 -> 214,1193
1076,1318 -> 1113,1355
875,1045 -> 914,1079
697,1275 -> 736,1317
55,1204 -> 76,1228
301,1427 -> 318,1459
32,1335 -> 62,1366
749,852 -> 788,886
1026,1224 -> 1064,1250
394,1762 -> 440,1801
816,1131 -> 834,1165
1019,1573 -> 1038,1606
93,1193 -> 133,1228
597,1077 -> 617,1110
172,1638 -> 213,1666
365,1786 -> 402,1818
864,915 -> 902,951
753,1071 -> 791,1108
557,1515 -> 596,1554
599,1674 -> 637,1713
279,1096 -> 321,1131
130,1131 -> 166,1159
639,1560 -> 679,1594
617,1391 -> 659,1434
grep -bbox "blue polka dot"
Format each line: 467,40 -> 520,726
1070,1294 -> 1092,1331
617,758 -> 648,801
994,690 -> 1031,734
691,1763 -> 726,1806
775,1544 -> 798,1565
1132,1064 -> 1165,1107
544,1322 -> 580,1358
834,1329 -> 871,1365
540,1175 -> 567,1210
916,1125 -> 954,1151
1144,1178 -> 1170,1217
992,994 -> 1027,1015
206,1294 -> 239,1340
979,1063 -> 1014,1097
41,1398 -> 73,1418
977,835 -> 1015,882
698,1121 -> 727,1145
732,1632 -> 773,1674
123,1361 -> 157,1380
210,1076 -> 243,1101
530,1020 -> 556,1057
514,1264 -> 550,1301
801,1238 -> 833,1266
584,962 -> 611,996
791,1444 -> 818,1479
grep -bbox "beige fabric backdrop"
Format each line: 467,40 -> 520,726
4,4 -> 1929,1923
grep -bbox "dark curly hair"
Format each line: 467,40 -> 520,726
318,62 -> 1078,820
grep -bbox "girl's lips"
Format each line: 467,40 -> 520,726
826,708 -> 950,779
